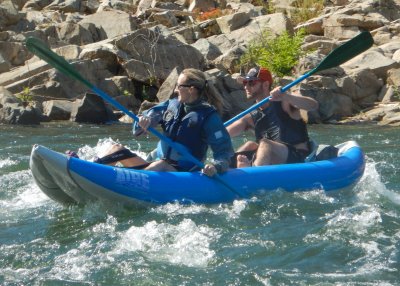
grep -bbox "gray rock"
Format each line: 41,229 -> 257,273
0,104 -> 42,125
42,99 -> 73,120
79,10 -> 140,40
116,28 -> 206,82
70,92 -> 115,123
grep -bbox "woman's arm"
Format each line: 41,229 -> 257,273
203,113 -> 235,174
132,100 -> 169,136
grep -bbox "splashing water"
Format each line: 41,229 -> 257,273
0,158 -> 17,168
0,123 -> 399,285
116,219 -> 219,267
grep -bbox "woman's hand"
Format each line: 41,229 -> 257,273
202,163 -> 217,177
138,115 -> 151,131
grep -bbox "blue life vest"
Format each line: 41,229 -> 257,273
157,98 -> 216,170
251,101 -> 309,145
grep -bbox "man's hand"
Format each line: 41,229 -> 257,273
270,86 -> 285,101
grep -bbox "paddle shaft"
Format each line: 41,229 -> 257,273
25,37 -> 242,196
224,31 -> 373,127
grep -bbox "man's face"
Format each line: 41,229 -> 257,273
243,79 -> 263,100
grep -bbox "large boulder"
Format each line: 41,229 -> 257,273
78,10 -> 140,40
0,104 -> 42,125
70,92 -> 116,123
55,21 -> 97,46
337,69 -> 383,107
0,0 -> 21,30
0,87 -> 42,125
116,28 -> 206,83
342,49 -> 400,81
207,13 -> 293,57
0,41 -> 30,70
42,99 -> 73,120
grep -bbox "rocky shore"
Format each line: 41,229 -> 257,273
0,0 -> 400,126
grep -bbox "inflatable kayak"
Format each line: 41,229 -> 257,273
29,141 -> 365,207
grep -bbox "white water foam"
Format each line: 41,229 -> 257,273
294,189 -> 337,204
74,137 -> 148,163
48,243 -> 94,281
115,219 -> 219,267
0,158 -> 17,168
357,159 -> 400,206
0,170 -> 53,225
17,216 -> 117,283
0,170 -> 48,206
301,160 -> 397,278
153,199 -> 249,220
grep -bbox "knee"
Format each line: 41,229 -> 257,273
240,141 -> 258,151
258,138 -> 272,147
107,143 -> 124,154
248,141 -> 259,149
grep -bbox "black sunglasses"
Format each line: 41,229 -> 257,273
243,79 -> 260,86
176,84 -> 192,89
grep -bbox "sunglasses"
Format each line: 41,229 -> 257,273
242,79 -> 260,86
176,84 -> 192,89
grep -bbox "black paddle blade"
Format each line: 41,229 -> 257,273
25,37 -> 93,88
312,31 -> 374,74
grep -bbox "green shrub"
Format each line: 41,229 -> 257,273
123,89 -> 133,97
240,29 -> 307,78
393,86 -> 400,101
17,87 -> 33,103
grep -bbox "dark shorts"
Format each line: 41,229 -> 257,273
286,145 -> 310,164
230,145 -> 310,167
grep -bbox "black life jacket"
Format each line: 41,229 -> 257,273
251,101 -> 309,145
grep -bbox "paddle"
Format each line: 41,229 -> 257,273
25,37 -> 242,197
224,31 -> 374,127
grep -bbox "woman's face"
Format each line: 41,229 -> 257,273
175,74 -> 198,103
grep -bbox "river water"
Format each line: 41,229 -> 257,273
1,123 -> 399,285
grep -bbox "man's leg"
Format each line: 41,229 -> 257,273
236,141 -> 258,152
253,139 -> 288,166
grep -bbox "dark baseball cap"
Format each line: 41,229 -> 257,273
237,67 -> 273,84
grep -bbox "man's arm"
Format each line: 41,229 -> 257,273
270,87 -> 318,120
226,113 -> 254,137
284,93 -> 318,111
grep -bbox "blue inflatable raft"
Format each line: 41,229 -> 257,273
29,141 -> 365,207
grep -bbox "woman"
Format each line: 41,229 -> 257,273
96,68 -> 234,177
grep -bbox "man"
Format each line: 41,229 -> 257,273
227,66 -> 318,167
